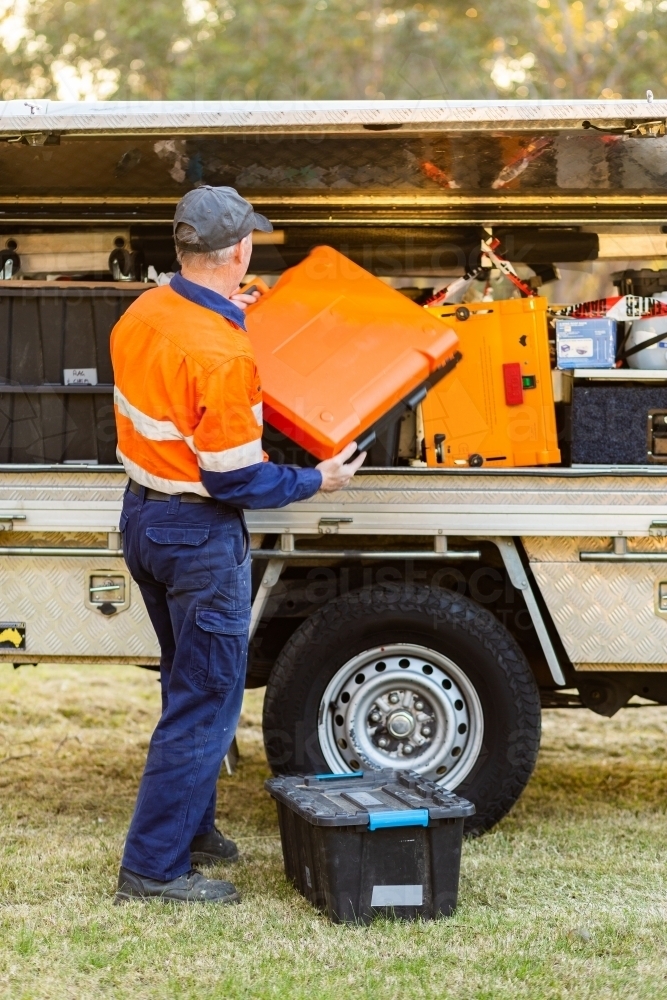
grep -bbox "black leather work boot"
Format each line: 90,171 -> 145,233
190,826 -> 239,866
115,866 -> 240,904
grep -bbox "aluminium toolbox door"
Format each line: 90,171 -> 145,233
244,246 -> 459,460
524,535 -> 667,670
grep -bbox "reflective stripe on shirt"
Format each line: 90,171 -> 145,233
114,386 -> 186,444
118,450 -> 210,496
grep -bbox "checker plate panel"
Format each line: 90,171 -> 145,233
0,555 -> 159,662
526,535 -> 667,665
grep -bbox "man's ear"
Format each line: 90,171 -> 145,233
231,237 -> 247,263
240,233 -> 253,264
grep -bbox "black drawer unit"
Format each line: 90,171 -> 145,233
571,378 -> 667,465
0,283 -> 146,464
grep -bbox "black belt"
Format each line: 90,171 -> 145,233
129,479 -> 218,505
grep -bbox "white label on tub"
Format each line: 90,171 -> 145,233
371,884 -> 423,907
343,791 -> 384,807
64,368 -> 98,386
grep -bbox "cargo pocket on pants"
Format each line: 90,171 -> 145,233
190,606 -> 251,693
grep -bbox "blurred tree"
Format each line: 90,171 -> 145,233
0,0 -> 664,103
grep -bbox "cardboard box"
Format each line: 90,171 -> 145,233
556,318 -> 616,369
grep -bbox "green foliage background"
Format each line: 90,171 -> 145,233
0,0 -> 665,102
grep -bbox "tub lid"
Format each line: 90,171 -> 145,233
265,768 -> 475,827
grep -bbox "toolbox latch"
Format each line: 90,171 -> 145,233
368,809 -> 429,831
0,514 -> 27,532
647,410 -> 667,463
318,517 -> 353,535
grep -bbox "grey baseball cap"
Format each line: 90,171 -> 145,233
173,185 -> 273,251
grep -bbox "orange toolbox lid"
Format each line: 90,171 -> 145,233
244,246 -> 460,459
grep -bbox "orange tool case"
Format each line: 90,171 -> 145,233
421,297 -> 560,468
244,246 -> 460,459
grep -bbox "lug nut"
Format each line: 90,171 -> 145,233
421,726 -> 432,737
388,692 -> 400,704
414,700 -> 424,711
403,744 -> 414,754
378,737 -> 389,748
369,711 -> 381,724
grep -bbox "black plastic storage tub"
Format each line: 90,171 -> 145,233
265,769 -> 474,924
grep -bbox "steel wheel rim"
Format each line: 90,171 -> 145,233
317,643 -> 484,788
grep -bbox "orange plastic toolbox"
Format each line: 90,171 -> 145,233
421,297 -> 560,468
244,246 -> 460,459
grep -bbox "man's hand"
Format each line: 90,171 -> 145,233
316,442 -> 366,492
230,286 -> 261,311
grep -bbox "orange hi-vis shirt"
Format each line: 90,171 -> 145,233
111,282 -> 266,495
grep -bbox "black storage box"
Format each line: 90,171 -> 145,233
265,769 -> 474,924
0,283 -> 145,464
571,380 -> 667,465
612,269 -> 667,298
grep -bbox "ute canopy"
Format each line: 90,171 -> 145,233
0,100 -> 666,225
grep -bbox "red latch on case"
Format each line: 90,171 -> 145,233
503,363 -> 524,406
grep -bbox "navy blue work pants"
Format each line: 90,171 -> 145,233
119,486 -> 251,881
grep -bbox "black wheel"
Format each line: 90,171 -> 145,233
263,585 -> 541,834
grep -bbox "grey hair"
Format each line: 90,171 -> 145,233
174,222 -> 242,268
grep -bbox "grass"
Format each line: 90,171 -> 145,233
1,666 -> 667,999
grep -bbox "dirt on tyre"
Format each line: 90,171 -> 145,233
262,584 -> 541,834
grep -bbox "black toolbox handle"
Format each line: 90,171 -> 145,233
353,351 -> 461,456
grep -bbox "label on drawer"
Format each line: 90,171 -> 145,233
63,368 -> 98,386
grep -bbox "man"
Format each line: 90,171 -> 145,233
111,186 -> 365,904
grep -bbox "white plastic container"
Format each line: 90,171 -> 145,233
626,316 -> 667,369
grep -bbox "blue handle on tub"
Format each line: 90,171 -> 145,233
368,809 -> 429,831
314,771 -> 363,781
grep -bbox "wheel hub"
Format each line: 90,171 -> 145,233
371,690 -> 434,755
386,708 -> 416,739
318,643 -> 484,788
